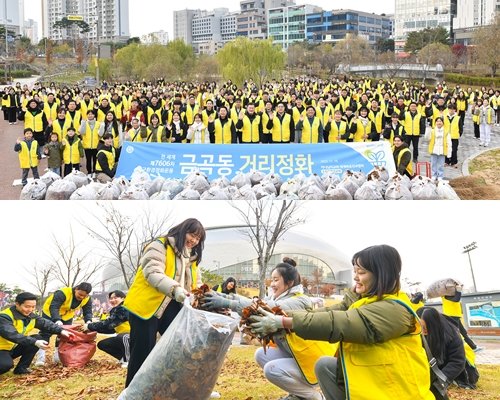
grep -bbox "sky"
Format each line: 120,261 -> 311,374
24,0 -> 395,39
0,200 -> 498,296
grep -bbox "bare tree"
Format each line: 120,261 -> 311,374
25,263 -> 53,306
231,200 -> 305,298
48,227 -> 103,288
80,203 -> 172,289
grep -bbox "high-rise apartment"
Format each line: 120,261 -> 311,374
454,0 -> 499,44
1,0 -> 24,36
394,0 -> 457,52
42,0 -> 129,42
174,9 -> 200,45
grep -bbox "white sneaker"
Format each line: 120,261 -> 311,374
120,361 -> 128,368
210,392 -> 221,399
34,360 -> 45,367
35,349 -> 46,366
53,350 -> 60,364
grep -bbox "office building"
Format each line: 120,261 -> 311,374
237,0 -> 267,39
191,8 -> 238,55
23,18 -> 38,44
174,8 -> 200,45
394,0 -> 457,52
42,0 -> 129,43
307,9 -> 393,45
268,4 -> 322,49
1,0 -> 24,36
454,0 -> 499,44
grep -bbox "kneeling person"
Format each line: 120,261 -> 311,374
0,292 -> 72,375
95,133 -> 117,183
83,290 -> 130,367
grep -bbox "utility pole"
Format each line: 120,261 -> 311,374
95,3 -> 100,87
3,0 -> 8,82
462,242 -> 478,293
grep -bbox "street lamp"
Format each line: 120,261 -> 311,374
462,241 -> 478,293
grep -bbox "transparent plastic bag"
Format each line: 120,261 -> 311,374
119,304 -> 238,400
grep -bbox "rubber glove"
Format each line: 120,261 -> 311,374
202,292 -> 232,310
249,308 -> 284,336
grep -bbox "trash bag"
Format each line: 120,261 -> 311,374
321,173 -> 341,190
185,172 -> 210,194
336,178 -> 359,198
426,278 -> 463,299
231,171 -> 251,189
264,173 -> 283,193
248,170 -> 265,186
298,182 -> 325,200
130,166 -> 151,185
40,170 -> 61,188
303,173 -> 324,190
63,169 -> 90,188
58,325 -> 97,368
149,191 -> 172,200
436,181 -> 461,200
368,166 -> 390,182
69,184 -> 99,200
118,304 -> 237,400
252,181 -> 277,199
112,176 -> 130,194
96,183 -> 121,200
343,170 -> 366,187
325,185 -> 353,200
354,181 -> 383,200
161,179 -> 185,198
232,184 -> 257,200
20,179 -> 47,200
210,176 -> 231,189
279,179 -> 300,195
118,186 -> 150,200
147,176 -> 166,197
45,179 -> 77,200
411,180 -> 439,200
384,181 -> 413,200
173,188 -> 201,200
200,187 -> 230,200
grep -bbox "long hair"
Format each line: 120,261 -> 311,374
221,277 -> 237,294
351,244 -> 401,300
166,218 -> 206,264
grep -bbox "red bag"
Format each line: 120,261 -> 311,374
58,325 -> 97,368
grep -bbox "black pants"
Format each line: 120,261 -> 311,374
126,300 -> 182,387
39,314 -> 72,347
98,333 -> 130,361
84,149 -> 98,174
448,316 -> 477,350
404,135 -> 420,161
7,107 -> 17,123
445,139 -> 459,166
64,163 -> 80,177
21,167 -> 40,186
458,111 -> 466,134
33,131 -> 45,147
474,123 -> 480,139
0,334 -> 43,374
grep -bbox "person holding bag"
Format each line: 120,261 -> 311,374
123,218 -> 206,387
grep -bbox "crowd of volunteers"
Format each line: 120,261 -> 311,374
3,77 -> 498,185
0,215 -> 481,399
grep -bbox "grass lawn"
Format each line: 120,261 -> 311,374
0,339 -> 499,400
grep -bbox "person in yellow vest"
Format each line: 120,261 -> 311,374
235,103 -> 263,144
61,126 -> 84,177
250,244 -> 434,400
400,101 -> 426,162
211,277 -> 237,295
207,106 -> 237,144
14,128 -> 41,187
3,86 -> 21,124
123,218 -> 206,387
83,290 -> 130,368
444,104 -> 461,168
410,292 -> 425,312
204,258 -> 335,400
266,102 -> 295,143
416,307 -> 467,398
295,105 -> 324,144
426,117 -> 451,182
36,282 -> 93,365
79,109 -> 104,177
392,135 -> 413,179
350,106 -> 378,142
19,99 -> 48,147
95,133 -> 117,183
478,97 -> 494,147
441,284 -> 481,352
383,113 -> 406,145
0,292 -> 72,375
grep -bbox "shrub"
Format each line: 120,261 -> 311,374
444,73 -> 500,87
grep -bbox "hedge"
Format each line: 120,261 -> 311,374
444,73 -> 500,88
0,70 -> 34,78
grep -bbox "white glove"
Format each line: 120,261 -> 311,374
59,330 -> 73,339
55,320 -> 64,326
82,323 -> 89,332
173,286 -> 188,303
35,340 -> 49,349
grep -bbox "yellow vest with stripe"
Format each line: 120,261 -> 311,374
241,114 -> 261,143
25,111 -> 44,132
271,113 -> 292,143
0,308 -> 36,351
340,292 -> 433,400
301,117 -> 321,144
441,296 -> 462,317
445,114 -> 460,139
396,147 -> 414,176
82,120 -> 101,149
285,295 -> 338,385
95,147 -> 116,173
18,140 -> 39,169
42,287 -> 90,322
328,120 -> 348,143
63,137 -> 82,164
214,119 -> 234,144
403,112 -> 422,136
123,238 -> 198,320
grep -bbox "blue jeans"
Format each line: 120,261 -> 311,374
49,167 -> 61,176
430,154 -> 445,180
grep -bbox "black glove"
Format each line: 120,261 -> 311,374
411,292 -> 424,304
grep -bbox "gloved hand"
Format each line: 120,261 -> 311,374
82,323 -> 89,332
35,340 -> 49,349
55,320 -> 64,326
202,292 -> 232,310
411,292 -> 424,304
173,286 -> 188,303
59,330 -> 73,340
249,308 -> 284,336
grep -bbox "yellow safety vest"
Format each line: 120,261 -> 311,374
24,111 -> 44,132
428,129 -> 450,155
352,120 -> 374,142
301,117 -> 321,144
62,137 -> 82,164
65,110 -> 82,132
18,140 -> 39,169
115,319 -> 131,334
445,115 -> 460,139
271,113 -> 292,143
42,287 -> 90,322
241,114 -> 261,143
146,126 -> 165,143
81,120 -> 101,149
95,147 -> 116,172
328,121 -> 347,143
185,104 -> 200,125
51,119 -> 70,142
369,109 -> 384,133
340,292 -> 433,400
431,106 -> 448,128
111,101 -> 124,121
123,238 -> 198,320
315,105 -> 333,127
79,99 -> 95,119
0,308 -> 36,351
478,107 -> 494,125
441,297 -> 463,318
396,147 -> 414,176
292,107 -> 306,125
403,112 -> 422,136
214,119 -> 234,144
43,101 -> 59,122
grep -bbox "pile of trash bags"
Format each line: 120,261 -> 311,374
20,166 -> 461,201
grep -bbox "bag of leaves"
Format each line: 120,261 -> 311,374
63,169 -> 90,188
96,182 -> 121,200
161,179 -> 185,198
45,179 -> 77,200
354,181 -> 383,200
19,179 -> 47,200
436,181 -> 461,200
58,325 -> 97,368
40,170 -> 61,189
150,191 -> 172,200
325,185 -> 353,200
173,188 -> 201,200
426,278 -> 462,299
200,187 -> 230,200
384,181 -> 413,200
118,185 -> 150,200
119,304 -> 238,400
231,171 -> 251,189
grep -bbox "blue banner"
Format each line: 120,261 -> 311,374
116,142 -> 396,180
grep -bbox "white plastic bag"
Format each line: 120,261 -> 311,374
426,278 -> 463,299
119,304 -> 237,400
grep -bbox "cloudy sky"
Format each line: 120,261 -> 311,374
25,0 -> 395,39
0,201 -> 497,296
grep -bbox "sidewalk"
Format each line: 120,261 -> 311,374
474,339 -> 500,365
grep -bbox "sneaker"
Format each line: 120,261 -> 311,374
13,367 -> 33,375
120,361 -> 128,368
473,346 -> 484,353
34,360 -> 45,367
52,350 -> 60,364
210,392 -> 221,399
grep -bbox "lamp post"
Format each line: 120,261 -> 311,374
462,241 -> 478,293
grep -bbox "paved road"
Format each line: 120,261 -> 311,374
1,91 -> 499,199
